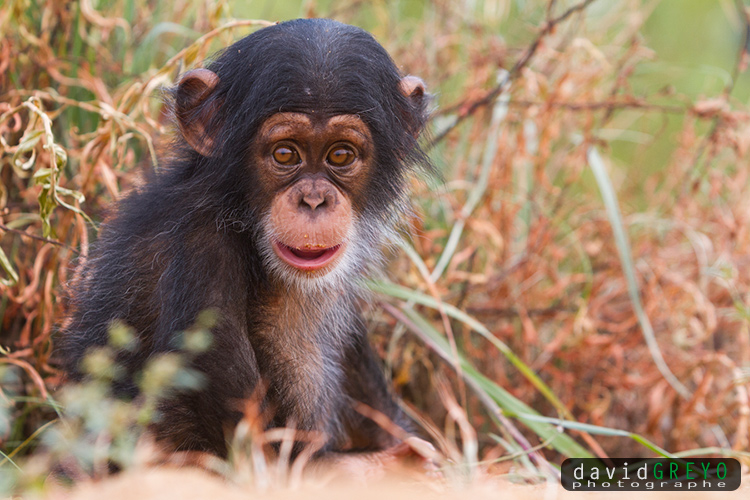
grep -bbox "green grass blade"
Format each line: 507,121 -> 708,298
0,247 -> 18,286
399,305 -> 593,459
509,413 -> 674,458
587,146 -> 692,400
430,74 -> 509,281
369,279 -> 573,418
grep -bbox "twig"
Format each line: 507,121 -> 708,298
0,357 -> 48,399
429,0 -> 599,147
0,222 -> 78,253
466,305 -> 576,317
682,0 -> 750,193
508,98 -> 686,114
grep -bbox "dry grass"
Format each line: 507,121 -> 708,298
2,0 -> 750,494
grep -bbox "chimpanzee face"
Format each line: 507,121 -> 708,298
245,113 -> 370,278
172,20 -> 428,288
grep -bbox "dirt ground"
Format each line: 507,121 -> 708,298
39,467 -> 748,500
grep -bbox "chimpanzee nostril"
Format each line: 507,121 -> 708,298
292,178 -> 338,212
301,191 -> 326,210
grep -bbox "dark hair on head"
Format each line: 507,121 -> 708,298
169,18 -> 432,220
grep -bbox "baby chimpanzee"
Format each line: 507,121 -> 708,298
60,18 -> 431,460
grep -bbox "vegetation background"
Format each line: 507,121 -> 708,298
2,0 -> 750,492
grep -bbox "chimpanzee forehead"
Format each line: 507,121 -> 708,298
211,19 -> 401,120
256,112 -> 372,148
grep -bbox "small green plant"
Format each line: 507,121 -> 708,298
0,311 -> 215,494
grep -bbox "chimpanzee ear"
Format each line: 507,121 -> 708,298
399,75 -> 426,105
175,69 -> 221,157
398,76 -> 427,139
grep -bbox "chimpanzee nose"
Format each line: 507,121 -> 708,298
294,179 -> 336,212
302,191 -> 326,210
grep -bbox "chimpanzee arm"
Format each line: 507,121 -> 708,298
338,325 -> 411,451
147,230 -> 263,457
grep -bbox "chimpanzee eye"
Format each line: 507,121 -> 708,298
272,146 -> 299,165
327,146 -> 356,167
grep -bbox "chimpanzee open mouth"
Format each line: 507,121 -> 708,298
273,241 -> 342,272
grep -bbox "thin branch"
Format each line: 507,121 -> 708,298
0,223 -> 78,253
682,0 -> 750,192
508,98 -> 687,114
429,0 -> 599,147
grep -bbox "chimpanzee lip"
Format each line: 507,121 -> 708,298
273,241 -> 342,272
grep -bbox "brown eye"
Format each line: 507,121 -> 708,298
272,146 -> 299,165
327,147 -> 355,167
